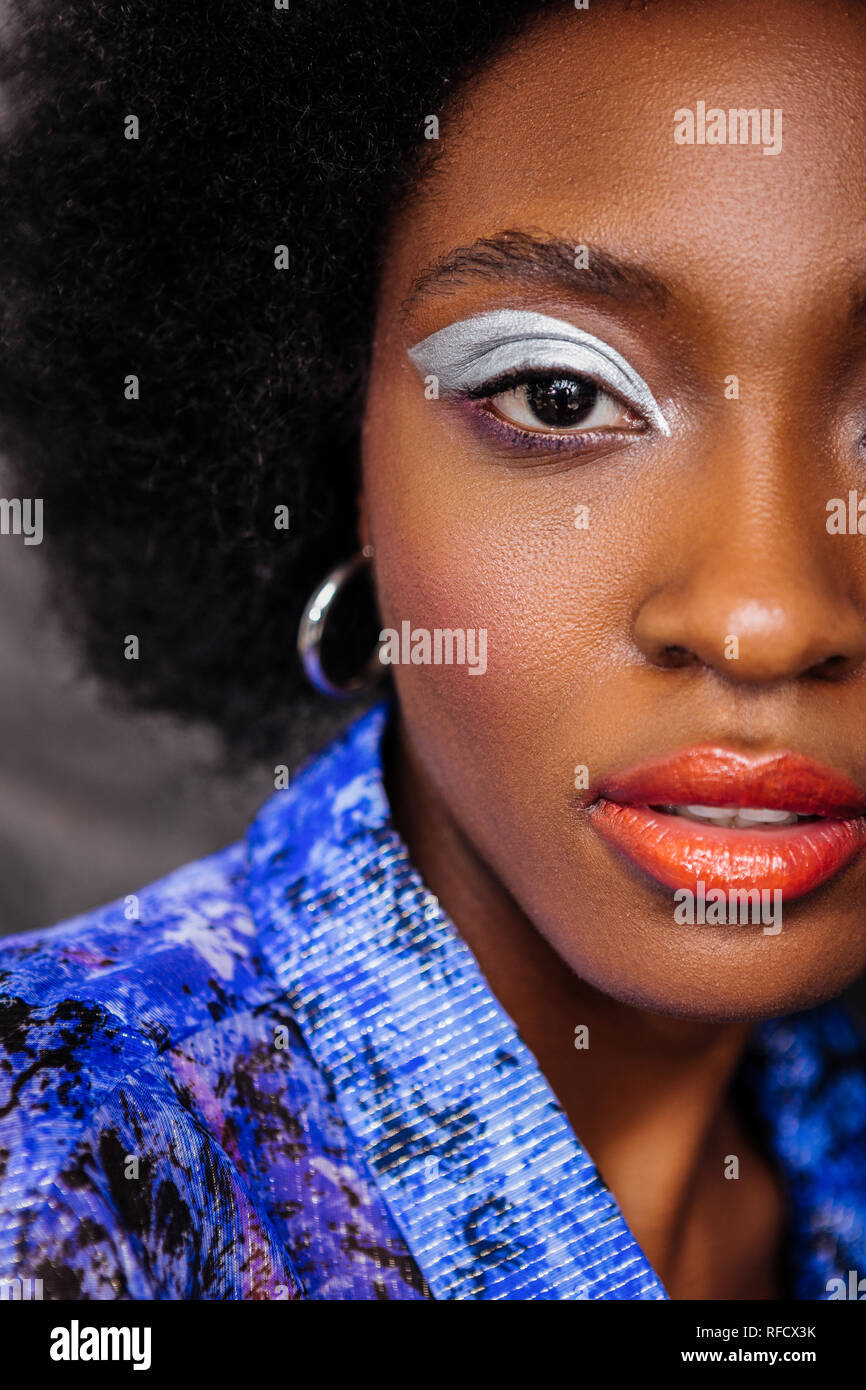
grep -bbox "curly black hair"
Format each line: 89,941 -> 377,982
0,0 -> 554,758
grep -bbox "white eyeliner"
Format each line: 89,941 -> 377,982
407,309 -> 671,436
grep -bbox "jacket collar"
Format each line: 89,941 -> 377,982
246,701 -> 866,1300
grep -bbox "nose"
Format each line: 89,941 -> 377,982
633,447 -> 866,685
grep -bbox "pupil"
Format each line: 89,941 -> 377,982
525,376 -> 597,427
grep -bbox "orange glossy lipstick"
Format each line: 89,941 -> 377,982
588,748 -> 866,901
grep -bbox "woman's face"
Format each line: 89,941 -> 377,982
360,0 -> 866,1021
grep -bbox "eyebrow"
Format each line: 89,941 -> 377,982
401,229 -> 672,321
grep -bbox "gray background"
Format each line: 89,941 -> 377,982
0,519 -> 270,937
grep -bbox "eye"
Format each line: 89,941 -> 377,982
408,311 -> 671,440
484,374 -> 641,435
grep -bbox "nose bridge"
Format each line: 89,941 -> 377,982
633,413 -> 866,682
698,421 -> 820,597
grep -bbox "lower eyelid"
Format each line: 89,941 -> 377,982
461,397 -> 646,454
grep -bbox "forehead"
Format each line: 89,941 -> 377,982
380,0 -> 866,329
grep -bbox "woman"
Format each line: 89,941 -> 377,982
0,0 -> 865,1301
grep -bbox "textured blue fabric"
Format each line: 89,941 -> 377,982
1,701 -> 865,1299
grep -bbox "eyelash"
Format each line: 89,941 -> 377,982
456,369 -> 648,455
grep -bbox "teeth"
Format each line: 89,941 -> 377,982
660,804 -> 803,829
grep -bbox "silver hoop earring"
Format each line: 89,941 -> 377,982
297,546 -> 383,699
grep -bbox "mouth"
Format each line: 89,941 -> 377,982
587,747 -> 866,902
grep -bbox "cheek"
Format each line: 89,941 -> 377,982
362,389 -> 627,812
362,433 -> 654,1001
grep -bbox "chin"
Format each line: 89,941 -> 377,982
579,910 -> 866,1024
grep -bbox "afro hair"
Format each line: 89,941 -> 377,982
0,0 -> 547,756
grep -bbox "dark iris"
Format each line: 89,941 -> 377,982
525,375 -> 598,428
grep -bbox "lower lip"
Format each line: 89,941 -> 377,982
590,802 -> 866,901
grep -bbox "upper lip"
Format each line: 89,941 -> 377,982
590,747 -> 866,820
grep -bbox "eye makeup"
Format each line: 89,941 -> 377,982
407,309 -> 671,437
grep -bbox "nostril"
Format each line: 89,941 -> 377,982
656,644 -> 696,669
813,653 -> 850,680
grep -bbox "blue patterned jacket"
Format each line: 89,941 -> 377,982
1,703 -> 865,1300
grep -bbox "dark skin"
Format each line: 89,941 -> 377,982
359,0 -> 866,1298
